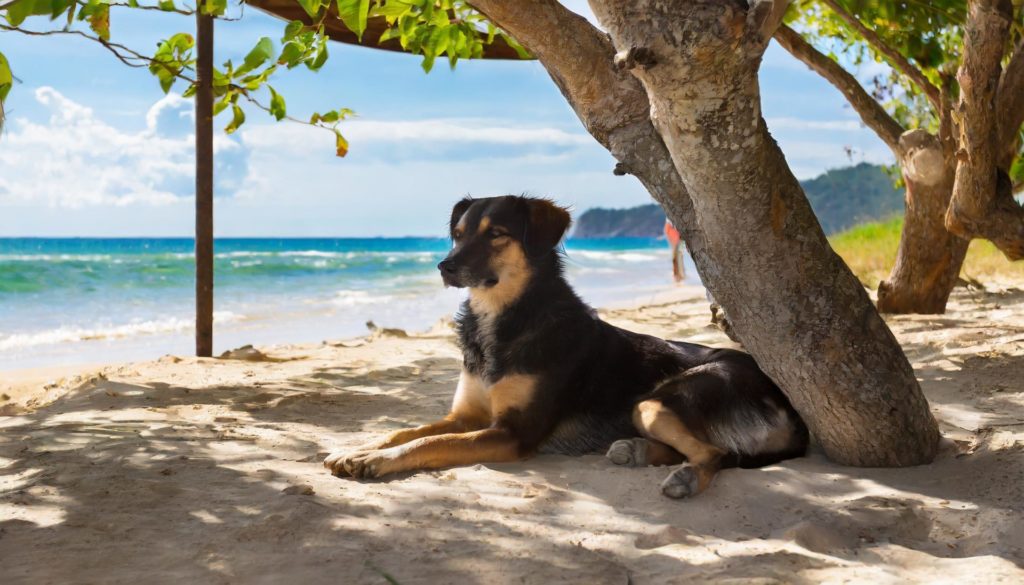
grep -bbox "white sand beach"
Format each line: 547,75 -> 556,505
1,284 -> 1022,584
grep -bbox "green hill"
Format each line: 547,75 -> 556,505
573,163 -> 904,238
801,162 -> 904,234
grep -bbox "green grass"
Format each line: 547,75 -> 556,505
829,216 -> 1024,288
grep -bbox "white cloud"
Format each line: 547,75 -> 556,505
766,117 -> 864,132
0,87 -> 239,208
240,118 -> 593,153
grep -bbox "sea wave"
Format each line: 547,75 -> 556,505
568,250 -> 664,262
329,290 -> 396,307
0,311 -> 243,351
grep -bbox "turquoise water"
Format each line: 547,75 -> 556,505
0,237 -> 697,370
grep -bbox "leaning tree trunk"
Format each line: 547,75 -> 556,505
468,0 -> 709,275
589,0 -> 939,466
946,0 -> 1024,260
878,131 -> 969,314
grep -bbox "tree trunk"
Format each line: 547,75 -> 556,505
589,0 -> 939,466
946,0 -> 1024,260
467,0 -> 709,274
195,13 -> 215,357
878,131 -> 968,314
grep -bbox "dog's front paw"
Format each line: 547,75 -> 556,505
607,438 -> 648,467
323,449 -> 396,479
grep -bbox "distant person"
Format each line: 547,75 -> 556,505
664,219 -> 685,282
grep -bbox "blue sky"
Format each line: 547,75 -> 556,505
0,2 -> 893,237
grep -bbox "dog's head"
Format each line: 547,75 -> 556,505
438,195 -> 571,311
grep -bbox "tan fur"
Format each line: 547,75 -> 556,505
468,240 -> 532,317
329,428 -> 521,478
450,370 -> 491,426
633,399 -> 725,492
477,216 -> 491,233
488,374 -> 537,419
357,416 -> 468,451
642,439 -> 687,466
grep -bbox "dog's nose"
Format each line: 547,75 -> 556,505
437,260 -> 456,274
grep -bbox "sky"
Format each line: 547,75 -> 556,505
0,2 -> 894,237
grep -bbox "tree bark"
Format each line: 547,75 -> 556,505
946,0 -> 1024,260
195,13 -> 215,357
589,0 -> 938,466
467,0 -> 712,297
878,131 -> 968,314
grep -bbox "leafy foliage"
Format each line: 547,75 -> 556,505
786,1 -> 1024,186
0,0 -> 525,153
786,0 -> 968,131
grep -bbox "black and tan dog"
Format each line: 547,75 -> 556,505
324,195 -> 808,498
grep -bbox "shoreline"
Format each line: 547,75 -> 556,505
0,284 -> 708,415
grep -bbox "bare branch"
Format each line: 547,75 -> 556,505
819,0 -> 942,112
747,0 -> 790,46
774,24 -> 904,154
947,0 -> 1024,260
997,38 -> 1024,167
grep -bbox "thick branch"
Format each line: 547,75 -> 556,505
997,38 -> 1024,167
820,0 -> 942,111
774,24 -> 904,154
466,0 -> 709,272
947,0 -> 1024,260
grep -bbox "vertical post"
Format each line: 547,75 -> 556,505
195,12 -> 214,357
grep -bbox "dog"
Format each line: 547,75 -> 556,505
324,195 -> 808,498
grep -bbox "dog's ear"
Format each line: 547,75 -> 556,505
524,198 -> 571,257
449,197 -> 474,236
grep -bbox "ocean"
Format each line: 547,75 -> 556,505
0,237 -> 698,371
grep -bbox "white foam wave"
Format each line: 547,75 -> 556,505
330,290 -> 395,308
0,311 -> 242,351
0,254 -> 116,262
568,250 -> 663,262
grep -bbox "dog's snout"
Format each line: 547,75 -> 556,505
437,259 -> 456,274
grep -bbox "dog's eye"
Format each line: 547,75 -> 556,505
489,228 -> 507,238
452,229 -> 463,240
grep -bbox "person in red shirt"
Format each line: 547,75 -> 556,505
664,219 -> 685,282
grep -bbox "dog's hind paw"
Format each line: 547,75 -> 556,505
606,438 -> 648,467
660,464 -> 702,499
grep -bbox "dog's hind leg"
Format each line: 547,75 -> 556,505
632,399 -> 725,498
606,438 -> 685,467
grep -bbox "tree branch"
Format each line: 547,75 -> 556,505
819,0 -> 942,112
946,0 -> 1024,260
997,37 -> 1024,167
774,24 -> 904,154
466,0 -> 709,284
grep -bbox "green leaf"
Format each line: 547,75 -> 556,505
225,104 -> 245,134
278,41 -> 306,67
6,0 -> 52,26
0,51 -> 12,103
334,128 -> 349,157
336,0 -> 370,42
158,0 -> 175,10
235,37 -> 274,77
283,20 -> 304,41
87,3 -> 109,40
213,94 -> 231,116
296,0 -> 321,19
309,41 -> 328,70
268,86 -> 286,121
371,0 -> 411,21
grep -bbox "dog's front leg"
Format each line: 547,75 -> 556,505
351,415 -> 479,451
324,427 -> 522,478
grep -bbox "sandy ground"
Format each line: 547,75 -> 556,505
2,284 -> 1023,584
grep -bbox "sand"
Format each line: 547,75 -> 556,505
1,284 -> 1023,584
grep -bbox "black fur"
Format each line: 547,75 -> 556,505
445,195 -> 808,468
